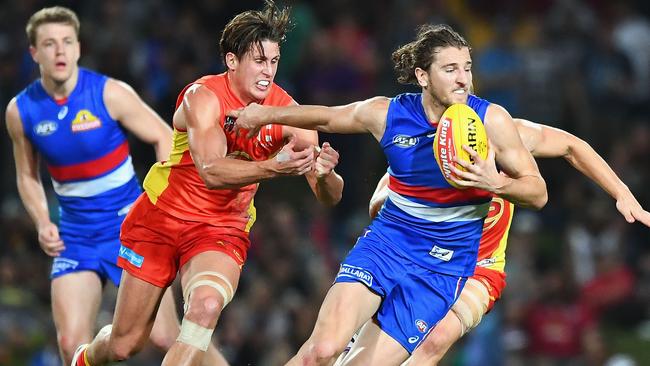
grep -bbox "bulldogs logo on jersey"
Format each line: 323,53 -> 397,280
71,110 -> 102,132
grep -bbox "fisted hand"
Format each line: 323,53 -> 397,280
314,142 -> 339,179
228,103 -> 269,138
38,221 -> 65,257
269,135 -> 314,176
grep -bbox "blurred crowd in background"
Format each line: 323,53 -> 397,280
1,0 -> 649,365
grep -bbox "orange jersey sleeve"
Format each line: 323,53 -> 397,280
143,73 -> 294,232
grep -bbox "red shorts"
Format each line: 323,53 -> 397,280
118,194 -> 249,288
471,266 -> 507,312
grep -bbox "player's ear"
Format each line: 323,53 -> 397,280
415,67 -> 428,88
29,45 -> 38,61
225,52 -> 237,71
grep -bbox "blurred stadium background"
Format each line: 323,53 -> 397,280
1,0 -> 649,365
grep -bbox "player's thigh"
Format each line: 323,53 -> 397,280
343,319 -> 409,366
450,277 -> 490,333
111,270 -> 167,340
311,282 -> 382,342
51,271 -> 103,336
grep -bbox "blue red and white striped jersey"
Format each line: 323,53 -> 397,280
15,68 -> 141,229
372,93 -> 492,276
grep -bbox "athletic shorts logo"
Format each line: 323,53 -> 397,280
52,257 -> 79,274
336,264 -> 373,287
408,336 -> 420,344
429,245 -> 454,261
415,319 -> 428,333
119,245 -> 144,268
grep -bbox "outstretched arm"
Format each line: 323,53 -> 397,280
230,97 -> 390,142
179,84 -> 314,189
6,98 -> 64,256
103,79 -> 173,161
515,118 -> 650,226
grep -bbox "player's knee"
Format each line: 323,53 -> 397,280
110,341 -> 144,361
182,271 -> 235,327
176,271 -> 233,352
415,334 -> 448,361
303,336 -> 347,364
177,299 -> 219,353
148,327 -> 177,352
56,330 -> 91,363
108,325 -> 149,361
184,286 -> 224,327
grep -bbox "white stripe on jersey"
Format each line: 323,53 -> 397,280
388,189 -> 490,223
52,156 -> 136,197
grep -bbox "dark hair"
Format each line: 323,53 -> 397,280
392,24 -> 470,85
26,6 -> 80,46
219,0 -> 292,65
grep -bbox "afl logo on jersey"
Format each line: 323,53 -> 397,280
393,134 -> 419,148
34,120 -> 58,136
71,110 -> 102,132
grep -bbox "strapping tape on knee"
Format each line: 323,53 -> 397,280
451,278 -> 490,335
182,271 -> 235,313
177,318 -> 214,351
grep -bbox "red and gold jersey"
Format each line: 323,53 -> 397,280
475,195 -> 515,273
142,73 -> 294,233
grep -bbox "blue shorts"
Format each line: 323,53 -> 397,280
335,228 -> 466,353
50,220 -> 123,287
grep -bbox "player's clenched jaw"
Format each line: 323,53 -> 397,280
226,40 -> 280,104
421,46 -> 472,108
30,23 -> 80,85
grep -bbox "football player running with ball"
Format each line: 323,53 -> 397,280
230,24 -> 547,365
363,118 -> 650,365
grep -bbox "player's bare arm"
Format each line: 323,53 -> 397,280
514,118 -> 650,226
179,84 -> 313,189
285,125 -> 344,206
231,96 -> 390,141
369,172 -> 390,219
453,104 -> 547,209
6,98 -> 64,256
103,79 -> 173,161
